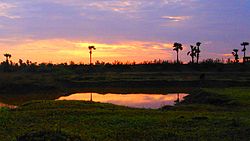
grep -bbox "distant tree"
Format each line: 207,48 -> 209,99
19,59 -> 24,66
26,60 -> 31,66
95,60 -> 105,65
187,45 -> 197,63
69,61 -> 75,65
196,42 -> 201,64
4,53 -> 11,64
241,42 -> 249,62
88,46 -> 96,65
173,42 -> 183,64
10,60 -> 13,66
232,49 -> 239,63
226,58 -> 232,64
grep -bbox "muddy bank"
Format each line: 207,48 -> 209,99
180,90 -> 239,106
64,80 -> 250,88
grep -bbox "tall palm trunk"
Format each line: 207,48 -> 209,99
243,45 -> 246,63
243,46 -> 246,58
196,47 -> 200,64
244,50 -> 246,63
89,50 -> 92,65
176,50 -> 179,64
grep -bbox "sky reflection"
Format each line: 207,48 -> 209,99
0,102 -> 17,109
57,93 -> 188,109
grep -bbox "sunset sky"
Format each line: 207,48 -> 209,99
0,0 -> 250,64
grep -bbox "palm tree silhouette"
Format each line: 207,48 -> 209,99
4,53 -> 11,64
173,42 -> 183,64
241,42 -> 249,63
196,42 -> 201,64
187,45 -> 197,63
88,46 -> 96,65
232,49 -> 239,63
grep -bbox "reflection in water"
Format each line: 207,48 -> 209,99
57,93 -> 188,109
0,102 -> 17,109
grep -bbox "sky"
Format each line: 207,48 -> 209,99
0,0 -> 250,64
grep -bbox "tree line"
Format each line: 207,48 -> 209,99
173,41 -> 249,64
0,41 -> 249,73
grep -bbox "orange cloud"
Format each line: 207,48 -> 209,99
223,54 -> 232,57
0,39 -> 173,64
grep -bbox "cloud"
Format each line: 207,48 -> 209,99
88,1 -> 142,13
223,54 -> 232,57
162,16 -> 190,22
0,2 -> 20,19
0,0 -> 249,63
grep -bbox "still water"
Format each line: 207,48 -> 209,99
57,93 -> 188,109
0,102 -> 17,109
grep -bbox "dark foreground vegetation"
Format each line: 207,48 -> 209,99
1,61 -> 250,140
1,61 -> 250,95
0,88 -> 250,141
1,58 -> 249,73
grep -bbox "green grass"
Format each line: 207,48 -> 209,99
1,87 -> 250,141
204,87 -> 250,106
2,69 -> 250,140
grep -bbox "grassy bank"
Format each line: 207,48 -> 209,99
1,71 -> 250,95
1,88 -> 250,141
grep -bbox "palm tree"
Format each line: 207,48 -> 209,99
187,45 -> 197,63
196,42 -> 201,64
232,49 -> 239,63
173,42 -> 183,64
88,46 -> 96,65
4,53 -> 11,64
241,42 -> 249,63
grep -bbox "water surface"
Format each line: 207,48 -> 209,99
58,93 -> 188,109
0,102 -> 17,109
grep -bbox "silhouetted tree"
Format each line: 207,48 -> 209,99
241,42 -> 249,63
196,42 -> 201,64
187,45 -> 196,63
19,59 -> 24,66
232,49 -> 239,63
69,61 -> 75,65
173,42 -> 183,63
26,60 -> 32,66
88,46 -> 96,65
4,53 -> 11,64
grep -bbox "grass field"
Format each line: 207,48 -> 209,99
1,87 -> 250,141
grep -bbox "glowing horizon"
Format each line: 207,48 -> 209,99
0,39 -> 174,64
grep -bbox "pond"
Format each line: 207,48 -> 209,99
0,92 -> 189,109
0,102 -> 17,109
57,93 -> 189,109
